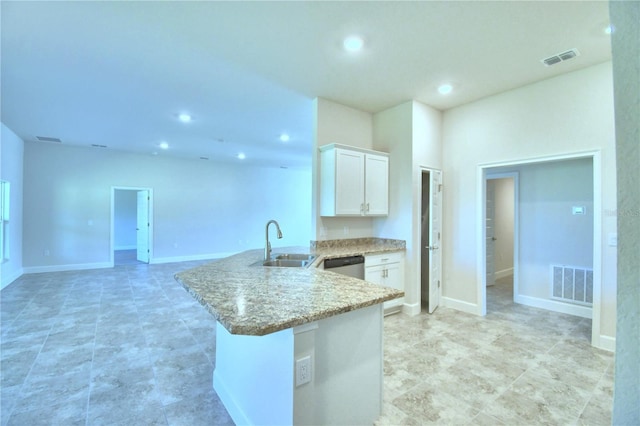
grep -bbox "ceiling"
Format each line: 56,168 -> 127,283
1,1 -> 612,169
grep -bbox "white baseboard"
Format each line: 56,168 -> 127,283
495,268 -> 514,280
595,335 -> 616,352
402,302 -> 421,316
150,252 -> 237,264
23,262 -> 112,274
114,245 -> 136,251
515,294 -> 592,319
442,297 -> 482,315
1,268 -> 24,290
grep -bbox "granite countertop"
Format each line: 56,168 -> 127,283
175,238 -> 405,336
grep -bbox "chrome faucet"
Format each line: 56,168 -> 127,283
264,220 -> 283,260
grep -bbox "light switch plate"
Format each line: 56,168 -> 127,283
572,206 -> 586,215
608,232 -> 618,247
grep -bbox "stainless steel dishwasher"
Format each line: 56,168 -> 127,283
323,255 -> 365,279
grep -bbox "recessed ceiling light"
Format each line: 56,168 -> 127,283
438,84 -> 453,95
280,133 -> 290,142
178,113 -> 192,123
159,142 -> 169,150
343,36 -> 364,52
237,152 -> 246,160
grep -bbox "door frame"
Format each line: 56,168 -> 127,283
476,150 -> 602,347
484,172 -> 519,300
418,166 -> 443,313
110,186 -> 154,266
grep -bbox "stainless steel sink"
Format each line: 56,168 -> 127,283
273,253 -> 316,262
253,253 -> 317,268
261,259 -> 314,268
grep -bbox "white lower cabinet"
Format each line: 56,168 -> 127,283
365,252 -> 404,314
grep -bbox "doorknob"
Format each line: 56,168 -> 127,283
491,237 -> 497,241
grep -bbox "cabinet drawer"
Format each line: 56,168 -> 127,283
365,252 -> 403,267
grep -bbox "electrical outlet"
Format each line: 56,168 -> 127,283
295,355 -> 312,387
343,226 -> 349,235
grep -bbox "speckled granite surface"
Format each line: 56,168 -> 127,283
311,237 -> 405,263
175,240 -> 404,336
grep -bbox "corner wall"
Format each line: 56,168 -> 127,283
442,62 -> 617,346
610,0 -> 640,422
1,123 -> 24,288
373,100 -> 442,313
312,98 -> 375,241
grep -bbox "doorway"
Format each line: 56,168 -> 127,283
485,174 -> 517,312
111,187 -> 153,266
479,152 -> 600,346
420,168 -> 442,314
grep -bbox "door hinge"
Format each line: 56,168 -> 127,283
438,184 -> 442,192
147,222 -> 150,227
147,196 -> 150,201
438,280 -> 441,288
147,249 -> 150,253
438,232 -> 441,241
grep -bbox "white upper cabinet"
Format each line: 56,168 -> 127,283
320,144 -> 389,217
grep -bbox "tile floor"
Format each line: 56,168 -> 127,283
1,263 -> 613,425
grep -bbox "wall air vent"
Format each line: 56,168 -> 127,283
542,48 -> 580,67
36,136 -> 62,143
91,144 -> 108,148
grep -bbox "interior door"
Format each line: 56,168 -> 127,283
136,190 -> 150,263
428,170 -> 443,313
485,180 -> 496,286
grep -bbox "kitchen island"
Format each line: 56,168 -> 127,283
175,242 -> 403,425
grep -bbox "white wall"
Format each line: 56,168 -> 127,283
1,123 -> 24,288
517,159 -> 593,300
493,178 -> 514,276
312,98 -> 375,240
114,189 -> 137,250
373,100 -> 442,313
22,142 -> 312,270
442,62 -> 617,343
610,0 -> 640,422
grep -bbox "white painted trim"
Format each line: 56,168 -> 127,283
1,267 -> 23,289
110,186 -> 154,266
477,150 -> 602,349
515,294 -> 592,319
416,167 -> 443,315
23,262 -> 112,274
114,245 -> 136,251
442,297 -> 481,315
402,302 -> 420,316
495,268 -> 514,280
595,335 -> 616,353
590,151 -> 603,349
150,252 -> 236,264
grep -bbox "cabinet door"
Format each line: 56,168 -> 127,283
364,154 -> 389,216
365,264 -> 385,284
335,149 -> 365,215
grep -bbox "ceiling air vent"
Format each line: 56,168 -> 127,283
542,48 -> 580,67
36,136 -> 62,143
91,144 -> 108,148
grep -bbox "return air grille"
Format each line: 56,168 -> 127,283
551,265 -> 593,306
36,136 -> 62,143
542,49 -> 580,67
